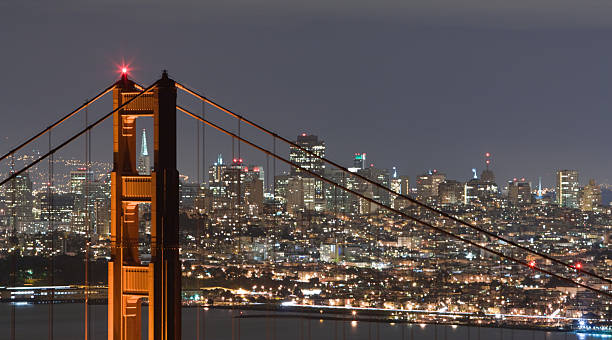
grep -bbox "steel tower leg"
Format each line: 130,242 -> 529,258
109,71 -> 180,340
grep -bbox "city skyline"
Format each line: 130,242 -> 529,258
1,2 -> 612,338
3,2 -> 612,188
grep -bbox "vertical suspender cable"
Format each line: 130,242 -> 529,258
84,101 -> 91,340
48,131 -> 54,340
196,96 -> 201,340
10,154 -> 16,340
201,100 -> 206,340
272,137 -> 276,209
237,119 -> 241,254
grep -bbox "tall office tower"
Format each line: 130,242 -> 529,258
222,159 -> 245,210
508,178 -> 532,204
137,128 -> 151,175
416,170 -> 446,201
274,173 -> 290,205
289,133 -> 326,205
324,168 -> 352,213
579,179 -> 601,211
5,172 -> 34,231
556,170 -> 579,208
208,154 -> 227,198
438,180 -> 464,205
353,153 -> 366,170
243,178 -> 264,215
366,166 -> 391,204
70,168 -> 94,194
464,154 -> 499,205
286,177 -> 305,214
219,159 -> 265,214
390,167 -> 410,209
290,133 -> 326,175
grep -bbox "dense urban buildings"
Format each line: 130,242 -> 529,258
0,131 -> 610,331
556,170 -> 580,208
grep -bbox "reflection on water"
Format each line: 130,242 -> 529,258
0,303 -> 595,339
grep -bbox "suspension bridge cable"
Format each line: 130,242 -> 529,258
0,82 -> 158,188
10,155 -> 16,340
177,105 -> 612,299
0,83 -> 115,164
175,82 -> 611,285
48,131 -> 54,340
84,101 -> 91,340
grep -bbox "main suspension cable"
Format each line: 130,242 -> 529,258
0,83 -> 115,164
0,82 -> 158,188
175,82 -> 611,285
177,105 -> 612,300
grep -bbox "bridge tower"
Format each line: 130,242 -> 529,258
109,71 -> 180,340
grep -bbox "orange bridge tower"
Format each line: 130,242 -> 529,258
108,71 -> 180,340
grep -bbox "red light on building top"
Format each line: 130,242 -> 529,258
301,133 -> 307,137
575,262 -> 582,270
122,67 -> 128,74
233,158 -> 237,163
485,152 -> 491,157
239,158 -> 243,163
253,167 -> 259,172
528,260 -> 536,268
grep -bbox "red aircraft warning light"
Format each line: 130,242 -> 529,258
528,260 -> 536,269
575,262 -> 582,270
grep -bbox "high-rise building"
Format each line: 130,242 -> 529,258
579,179 -> 601,212
438,180 -> 464,205
353,153 -> 366,170
289,134 -> 325,176
556,170 -> 579,208
208,154 -> 227,198
289,133 -> 326,206
324,168 -> 352,213
416,170 -> 446,201
273,173 -> 290,205
356,166 -> 391,208
5,172 -> 34,231
286,177 -> 305,214
508,179 -> 532,204
137,128 -> 151,175
216,159 -> 265,213
464,154 -> 499,205
390,167 -> 410,209
70,168 -> 94,194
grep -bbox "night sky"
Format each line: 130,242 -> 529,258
2,1 -> 612,187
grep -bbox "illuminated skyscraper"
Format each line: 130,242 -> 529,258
289,133 -> 326,205
438,180 -> 464,204
579,179 -> 601,211
556,170 -> 579,208
290,134 -> 325,175
353,153 -> 366,170
390,167 -> 410,209
137,128 -> 151,175
508,178 -> 532,204
416,170 -> 446,201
